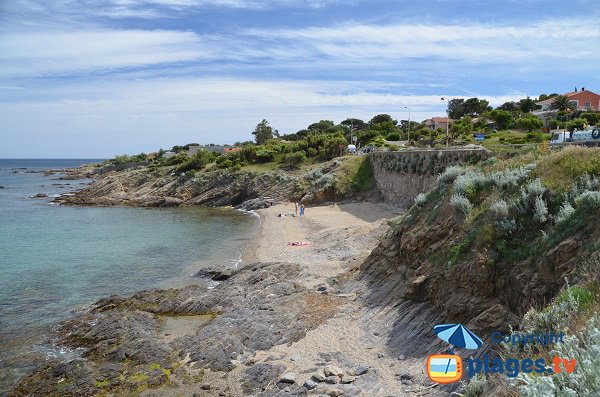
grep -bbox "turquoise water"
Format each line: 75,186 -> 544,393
0,159 -> 258,391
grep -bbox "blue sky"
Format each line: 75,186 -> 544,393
1,0 -> 599,158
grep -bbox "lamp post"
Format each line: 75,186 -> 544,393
441,97 -> 449,147
404,106 -> 411,146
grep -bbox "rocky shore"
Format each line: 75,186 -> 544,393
11,202 -> 446,397
51,158 -> 376,210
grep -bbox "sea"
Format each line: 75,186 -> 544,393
0,159 -> 259,392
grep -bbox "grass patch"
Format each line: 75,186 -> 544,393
130,373 -> 149,383
148,363 -> 171,378
239,162 -> 281,173
542,207 -> 589,249
95,379 -> 110,388
495,238 -> 531,263
534,146 -> 600,191
556,285 -> 595,311
334,156 -> 375,195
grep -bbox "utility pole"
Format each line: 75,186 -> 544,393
441,97 -> 449,147
404,106 -> 411,145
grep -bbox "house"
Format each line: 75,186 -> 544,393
188,145 -> 225,156
162,151 -> 176,159
535,88 -> 600,113
425,117 -> 453,131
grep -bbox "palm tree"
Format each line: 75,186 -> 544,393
551,95 -> 576,111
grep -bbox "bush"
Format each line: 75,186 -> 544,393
496,218 -> 517,235
414,193 -> 427,207
453,170 -> 488,198
450,193 -> 473,215
255,148 -> 276,163
283,151 -> 307,169
526,178 -> 546,197
555,202 -> 575,224
386,132 -> 401,141
533,195 -> 549,223
490,165 -> 534,189
175,151 -> 212,173
575,190 -> 600,209
490,199 -> 510,218
519,314 -> 600,397
462,374 -> 486,397
438,165 -> 467,186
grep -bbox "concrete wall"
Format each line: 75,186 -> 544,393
369,149 -> 490,208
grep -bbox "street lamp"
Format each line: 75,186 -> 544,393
404,106 -> 411,145
441,97 -> 449,147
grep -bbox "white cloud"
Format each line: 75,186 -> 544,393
4,18 -> 599,79
0,29 -> 206,77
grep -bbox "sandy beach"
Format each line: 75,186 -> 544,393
245,202 -> 399,286
183,201 -> 436,397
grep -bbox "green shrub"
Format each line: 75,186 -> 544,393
576,191 -> 600,209
450,193 -> 473,215
255,148 -> 276,163
519,314 -> 600,396
283,151 -> 307,169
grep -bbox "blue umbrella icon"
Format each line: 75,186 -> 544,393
433,324 -> 483,350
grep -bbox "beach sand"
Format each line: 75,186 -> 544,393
205,202 -> 431,396
245,202 -> 399,288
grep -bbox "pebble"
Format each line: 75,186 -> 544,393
278,372 -> 297,384
325,375 -> 339,384
326,389 -> 344,397
303,379 -> 318,390
377,353 -> 384,358
312,373 -> 326,382
355,366 -> 369,376
290,354 -> 301,361
200,383 -> 211,390
341,375 -> 356,384
324,365 -> 344,377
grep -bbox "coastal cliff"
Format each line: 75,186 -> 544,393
55,156 -> 379,209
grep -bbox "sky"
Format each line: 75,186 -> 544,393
1,0 -> 599,158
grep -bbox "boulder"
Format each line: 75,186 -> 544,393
323,365 -> 344,377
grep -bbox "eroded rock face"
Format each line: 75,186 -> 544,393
11,262 -> 343,396
53,158 -> 365,209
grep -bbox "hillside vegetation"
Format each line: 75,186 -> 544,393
376,146 -> 600,396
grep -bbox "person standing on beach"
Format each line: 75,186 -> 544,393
299,203 -> 305,217
295,202 -> 298,216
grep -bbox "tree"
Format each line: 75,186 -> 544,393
370,121 -> 398,136
463,98 -> 491,116
308,120 -> 335,133
369,114 -> 397,125
448,116 -> 473,140
447,99 -> 466,119
498,101 -> 520,112
252,119 -> 278,144
515,115 -> 543,132
518,97 -> 536,113
491,109 -> 514,130
448,98 -> 490,119
340,118 -> 366,130
551,95 -> 576,112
